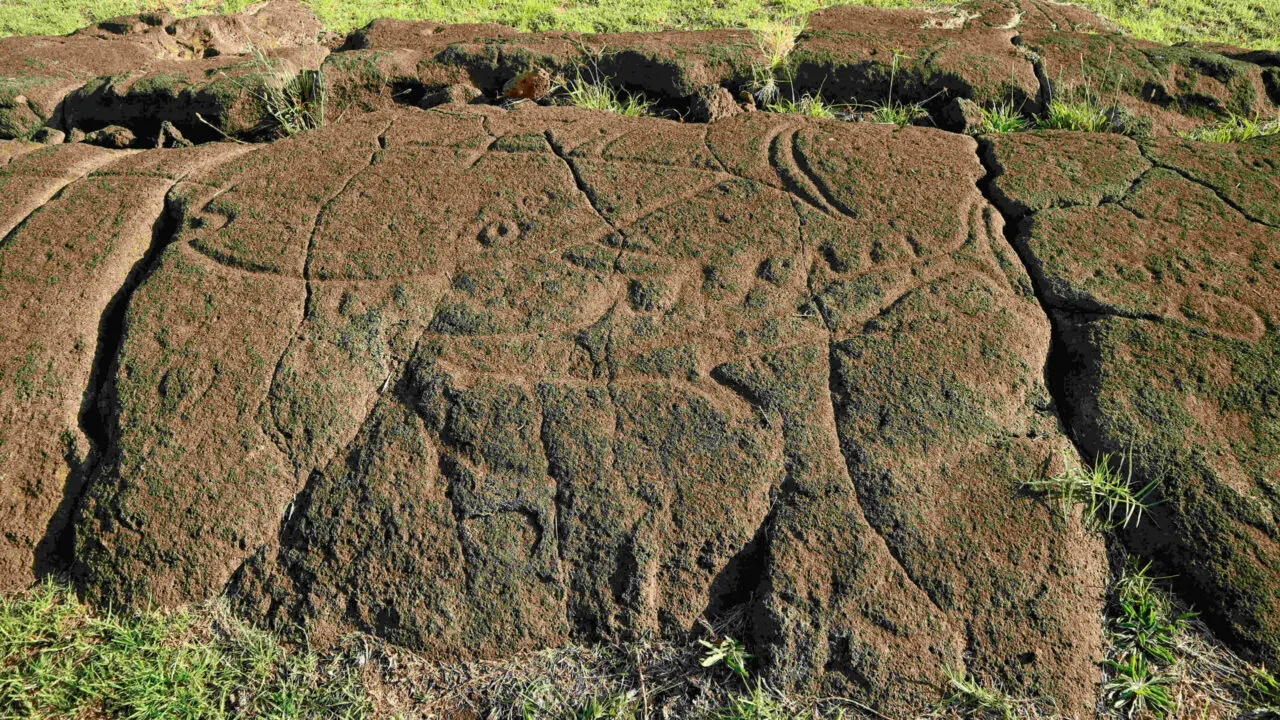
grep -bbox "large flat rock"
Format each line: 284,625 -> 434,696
985,130 -> 1280,663
0,105 -> 1104,715
2,3 -> 1279,715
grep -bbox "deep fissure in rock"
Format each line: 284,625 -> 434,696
972,137 -> 1079,433
33,187 -> 185,577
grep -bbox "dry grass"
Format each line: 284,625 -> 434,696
4,562 -> 1277,719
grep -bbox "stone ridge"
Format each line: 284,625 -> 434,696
0,2 -> 1278,716
982,130 -> 1280,664
1,0 -> 1277,145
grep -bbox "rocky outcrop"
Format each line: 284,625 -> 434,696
3,0 -> 1277,142
1,3 -> 1279,716
984,130 -> 1280,664
0,1 -> 325,143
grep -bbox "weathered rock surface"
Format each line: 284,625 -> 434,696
0,103 -> 1106,714
1,2 -> 1279,715
984,130 -> 1280,663
4,0 -> 1275,144
0,140 -> 251,589
0,1 -> 325,143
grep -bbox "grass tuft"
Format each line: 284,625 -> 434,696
863,51 -> 932,127
1036,98 -> 1113,133
560,65 -> 652,116
1104,653 -> 1178,718
220,47 -> 326,138
941,666 -> 1018,720
746,17 -> 804,104
1112,560 -> 1195,665
865,99 -> 929,126
715,679 -> 805,720
1183,114 -> 1280,143
0,581 -> 369,720
751,17 -> 804,72
1024,448 -> 1159,530
766,94 -> 839,119
1243,665 -> 1280,716
978,102 -> 1029,134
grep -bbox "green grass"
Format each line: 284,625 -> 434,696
699,639 -> 805,720
864,99 -> 929,126
2,0 -> 1276,52
229,47 -> 326,137
1112,560 -> 1194,665
0,0 -> 931,38
714,680 -> 805,720
1023,449 -> 1159,529
1243,665 -> 1280,716
977,102 -> 1029,134
1183,113 -> 1280,143
1104,654 -> 1178,718
766,94 -> 839,119
560,67 -> 652,116
1101,561 -> 1192,719
1071,0 -> 1280,51
1036,98 -> 1115,133
699,637 -> 752,681
0,581 -> 370,720
746,18 -> 805,104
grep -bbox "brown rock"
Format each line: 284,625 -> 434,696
37,107 -> 1106,718
29,127 -> 64,145
985,130 -> 1280,663
421,83 -> 485,108
1022,30 -> 1278,134
0,142 -> 249,592
502,68 -> 553,100
688,86 -> 740,122
789,1 -> 1042,112
942,96 -> 985,133
83,125 -> 137,149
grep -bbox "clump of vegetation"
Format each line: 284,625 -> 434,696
1101,561 -> 1192,719
865,99 -> 929,126
978,101 -> 1029,134
941,667 -> 1020,719
1023,448 -> 1159,530
1112,560 -> 1194,665
205,47 -> 326,139
248,48 -> 327,136
700,637 -> 808,720
1243,664 -> 1280,715
0,581 -> 370,720
747,18 -> 804,105
766,93 -> 839,119
560,65 -> 652,116
1104,653 -> 1178,718
699,637 -> 752,680
1036,98 -> 1114,133
860,52 -> 932,127
714,679 -> 805,720
1183,113 -> 1280,143
752,18 -> 803,75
